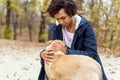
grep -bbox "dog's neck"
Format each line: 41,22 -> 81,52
53,51 -> 65,58
54,51 -> 64,54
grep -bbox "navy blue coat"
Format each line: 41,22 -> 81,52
38,16 -> 108,80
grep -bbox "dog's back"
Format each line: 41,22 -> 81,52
45,51 -> 103,80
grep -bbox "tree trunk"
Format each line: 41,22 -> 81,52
109,31 -> 115,49
39,11 -> 46,42
13,13 -> 18,40
6,0 -> 11,29
5,0 -> 11,39
28,24 -> 32,41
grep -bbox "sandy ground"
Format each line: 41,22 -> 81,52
100,54 -> 120,80
0,39 -> 120,80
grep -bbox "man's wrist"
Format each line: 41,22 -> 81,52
40,49 -> 45,58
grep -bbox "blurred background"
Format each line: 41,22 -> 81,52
0,0 -> 120,55
0,1 -> 120,80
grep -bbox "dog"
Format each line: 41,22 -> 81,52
45,40 -> 103,80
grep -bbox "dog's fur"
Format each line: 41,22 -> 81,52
45,40 -> 103,80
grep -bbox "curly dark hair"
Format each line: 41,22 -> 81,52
47,0 -> 77,17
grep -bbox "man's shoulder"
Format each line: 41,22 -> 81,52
49,23 -> 62,30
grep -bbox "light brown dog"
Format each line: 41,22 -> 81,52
45,40 -> 103,80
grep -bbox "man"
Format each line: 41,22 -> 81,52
38,0 -> 108,80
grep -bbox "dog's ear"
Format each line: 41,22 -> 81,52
45,40 -> 53,46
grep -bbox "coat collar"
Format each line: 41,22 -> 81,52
71,16 -> 89,48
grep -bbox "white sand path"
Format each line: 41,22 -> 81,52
0,39 -> 120,80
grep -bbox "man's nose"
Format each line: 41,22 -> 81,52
59,20 -> 64,25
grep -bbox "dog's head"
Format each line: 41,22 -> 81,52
46,40 -> 65,52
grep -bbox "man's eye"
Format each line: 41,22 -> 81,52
61,17 -> 65,20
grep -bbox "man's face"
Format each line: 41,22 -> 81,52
54,8 -> 72,28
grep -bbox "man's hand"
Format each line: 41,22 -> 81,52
51,41 -> 67,54
40,40 -> 67,64
40,50 -> 55,64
